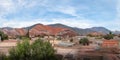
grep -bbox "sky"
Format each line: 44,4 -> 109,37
0,0 -> 120,31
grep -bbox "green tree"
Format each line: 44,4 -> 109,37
0,31 -> 8,41
103,32 -> 114,40
9,38 -> 57,60
31,39 -> 56,60
9,39 -> 31,60
79,38 -> 89,46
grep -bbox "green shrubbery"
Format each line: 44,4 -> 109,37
31,39 -> 56,60
0,38 -> 57,60
0,52 -> 8,60
103,32 -> 114,40
79,38 -> 89,46
9,39 -> 31,60
0,31 -> 8,41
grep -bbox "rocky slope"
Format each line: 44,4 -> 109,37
29,24 -> 78,38
0,23 -> 119,38
49,24 -> 111,35
0,24 -> 78,38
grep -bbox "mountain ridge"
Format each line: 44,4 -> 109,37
0,23 -> 120,37
48,23 -> 112,35
0,23 -> 78,38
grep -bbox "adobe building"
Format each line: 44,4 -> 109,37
102,40 -> 119,48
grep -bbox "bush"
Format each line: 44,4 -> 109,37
103,32 -> 114,40
0,31 -> 8,41
70,38 -> 73,42
57,37 -> 62,40
31,39 -> 56,60
0,52 -> 7,60
9,38 -> 57,60
79,38 -> 89,46
9,40 -> 31,60
87,34 -> 93,37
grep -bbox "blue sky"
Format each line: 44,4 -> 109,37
0,0 -> 120,31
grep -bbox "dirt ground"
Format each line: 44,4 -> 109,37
0,40 -> 120,60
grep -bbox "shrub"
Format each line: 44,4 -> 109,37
31,39 -> 56,60
9,40 -> 31,60
70,38 -> 73,42
0,31 -> 8,41
9,38 -> 57,60
79,38 -> 89,46
87,34 -> 93,37
0,52 -> 8,60
103,32 -> 114,40
57,37 -> 62,40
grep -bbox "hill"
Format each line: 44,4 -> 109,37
48,24 -> 111,35
0,23 -> 78,38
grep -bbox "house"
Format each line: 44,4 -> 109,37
102,40 -> 119,48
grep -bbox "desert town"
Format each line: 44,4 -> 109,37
0,24 -> 120,60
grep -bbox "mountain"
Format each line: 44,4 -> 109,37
88,27 -> 110,34
2,27 -> 14,30
1,27 -> 27,38
113,31 -> 120,35
48,24 -> 85,35
28,23 -> 78,37
0,23 -> 119,38
48,24 -> 111,35
48,24 -> 96,35
49,23 -> 72,28
1,23 -> 78,38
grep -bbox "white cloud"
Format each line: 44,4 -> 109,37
116,0 -> 120,18
0,0 -> 15,16
0,17 -> 93,28
50,6 -> 78,17
0,0 -> 119,31
0,19 -> 44,28
51,18 -> 93,28
115,0 -> 120,26
32,0 -> 79,17
0,17 -> 119,31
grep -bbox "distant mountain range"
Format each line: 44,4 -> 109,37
0,23 -> 78,38
48,23 -> 115,35
0,23 -> 120,38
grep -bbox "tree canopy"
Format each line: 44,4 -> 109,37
0,31 -> 8,41
103,32 -> 114,40
9,38 -> 57,60
79,38 -> 89,46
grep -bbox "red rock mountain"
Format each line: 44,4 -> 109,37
2,28 -> 27,38
1,24 -> 78,38
29,24 -> 78,38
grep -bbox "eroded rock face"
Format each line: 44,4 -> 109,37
1,24 -> 78,38
29,24 -> 78,37
1,28 -> 27,38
